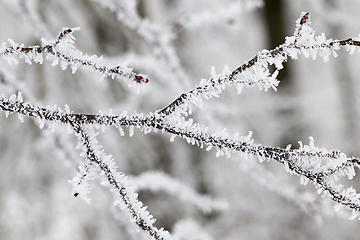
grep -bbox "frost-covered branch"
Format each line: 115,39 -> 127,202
2,11 -> 360,239
0,28 -> 149,84
71,124 -> 171,240
159,12 -> 360,117
129,171 -> 228,213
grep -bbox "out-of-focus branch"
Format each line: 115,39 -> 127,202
92,0 -> 191,90
129,171 -> 228,213
17,0 -> 52,39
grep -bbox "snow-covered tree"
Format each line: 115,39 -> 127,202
1,0 -> 360,239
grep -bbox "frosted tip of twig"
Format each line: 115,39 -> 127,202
134,74 -> 150,84
300,12 -> 311,25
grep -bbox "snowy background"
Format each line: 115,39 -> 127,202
0,0 -> 360,239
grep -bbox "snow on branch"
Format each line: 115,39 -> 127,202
71,124 -> 171,240
129,171 -> 228,213
0,28 -> 149,84
159,13 -> 360,117
2,11 -> 360,239
2,88 -> 360,219
0,67 -> 79,167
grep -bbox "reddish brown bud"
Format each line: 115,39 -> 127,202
300,13 -> 310,25
134,75 -> 149,84
64,28 -> 72,34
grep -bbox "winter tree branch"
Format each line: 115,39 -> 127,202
71,124 -> 171,240
1,11 -> 360,239
0,27 -> 149,84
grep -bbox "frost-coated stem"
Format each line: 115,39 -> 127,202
159,13 -> 360,116
0,28 -> 149,84
2,94 -> 360,214
72,124 -> 171,240
2,12 -> 360,233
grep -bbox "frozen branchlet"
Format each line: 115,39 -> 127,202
159,13 -> 360,118
173,0 -> 263,31
129,172 -> 228,213
2,11 -> 360,240
18,0 -> 52,39
173,219 -> 214,240
0,28 -> 149,84
92,0 -> 191,90
72,125 -> 172,240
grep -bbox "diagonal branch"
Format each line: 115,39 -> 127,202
72,124 -> 172,240
3,92 -> 360,215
